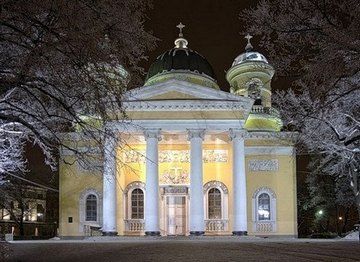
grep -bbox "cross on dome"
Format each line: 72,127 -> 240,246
174,22 -> 188,48
244,33 -> 253,52
177,22 -> 185,37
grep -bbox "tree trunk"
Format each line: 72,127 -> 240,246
19,219 -> 24,236
342,207 -> 350,234
19,207 -> 25,236
335,205 -> 340,235
356,194 -> 360,223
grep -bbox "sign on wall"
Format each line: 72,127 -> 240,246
248,159 -> 279,172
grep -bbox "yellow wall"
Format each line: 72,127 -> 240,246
59,155 -> 102,236
245,154 -> 297,236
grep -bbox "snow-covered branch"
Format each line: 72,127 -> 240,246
0,0 -> 156,175
242,0 -> 360,217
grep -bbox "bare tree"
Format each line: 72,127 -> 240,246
0,0 -> 156,177
0,129 -> 25,179
0,179 -> 33,236
241,0 -> 360,218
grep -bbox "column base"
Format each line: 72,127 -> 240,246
190,231 -> 205,236
145,231 -> 161,236
232,231 -> 248,236
102,231 -> 118,236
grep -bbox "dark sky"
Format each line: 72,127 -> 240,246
143,0 -> 261,91
27,1 -> 262,185
29,0 -> 291,185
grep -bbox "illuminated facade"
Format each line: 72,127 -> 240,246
59,25 -> 297,237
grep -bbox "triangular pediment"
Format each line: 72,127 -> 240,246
149,91 -> 200,100
124,79 -> 248,102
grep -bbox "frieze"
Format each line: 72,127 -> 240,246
160,167 -> 189,185
123,150 -> 228,163
248,159 -> 278,172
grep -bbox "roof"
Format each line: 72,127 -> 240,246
146,48 -> 217,81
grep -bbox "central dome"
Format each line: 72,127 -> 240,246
145,23 -> 218,89
146,48 -> 217,81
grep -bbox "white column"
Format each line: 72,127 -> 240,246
102,133 -> 118,235
230,129 -> 248,235
144,129 -> 161,236
188,129 -> 205,235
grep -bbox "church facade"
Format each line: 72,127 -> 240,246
59,25 -> 297,237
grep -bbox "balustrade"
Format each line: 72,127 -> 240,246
205,219 -> 228,232
125,219 -> 145,232
254,221 -> 276,233
251,105 -> 280,118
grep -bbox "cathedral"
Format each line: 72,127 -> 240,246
59,24 -> 297,237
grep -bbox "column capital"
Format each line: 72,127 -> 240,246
229,128 -> 247,141
144,129 -> 162,141
187,129 -> 205,141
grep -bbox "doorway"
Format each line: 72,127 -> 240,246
166,196 -> 186,235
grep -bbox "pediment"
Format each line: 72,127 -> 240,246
124,79 -> 248,102
149,91 -> 199,100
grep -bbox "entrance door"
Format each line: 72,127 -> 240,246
167,196 -> 186,235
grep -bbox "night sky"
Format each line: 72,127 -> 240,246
29,0 -> 287,185
143,0 -> 262,91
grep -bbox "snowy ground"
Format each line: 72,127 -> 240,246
3,237 -> 360,262
340,231 -> 360,241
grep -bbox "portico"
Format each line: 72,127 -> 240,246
102,119 -> 249,236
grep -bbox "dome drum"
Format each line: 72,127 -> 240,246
232,51 -> 269,66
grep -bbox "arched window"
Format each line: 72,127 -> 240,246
131,188 -> 144,219
208,188 -> 222,219
85,194 -> 97,221
257,193 -> 270,220
203,181 -> 229,223
252,187 -> 277,233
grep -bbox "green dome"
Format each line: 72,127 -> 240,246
145,48 -> 217,81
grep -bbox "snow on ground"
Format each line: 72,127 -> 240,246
340,230 -> 360,241
4,239 -> 360,262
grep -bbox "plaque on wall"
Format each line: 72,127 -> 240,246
248,159 -> 279,172
163,186 -> 188,194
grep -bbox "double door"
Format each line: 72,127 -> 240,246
166,196 -> 186,235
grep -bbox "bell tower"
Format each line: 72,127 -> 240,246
226,34 -> 282,131
226,34 -> 274,108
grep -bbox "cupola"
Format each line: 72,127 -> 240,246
145,23 -> 219,89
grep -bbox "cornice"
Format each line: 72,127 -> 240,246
123,99 -> 250,112
246,131 -> 298,141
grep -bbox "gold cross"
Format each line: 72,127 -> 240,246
170,166 -> 182,175
245,33 -> 253,45
244,33 -> 253,51
176,22 -> 185,37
